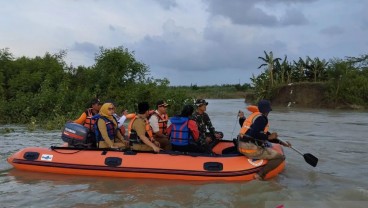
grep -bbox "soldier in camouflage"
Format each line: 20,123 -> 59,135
192,99 -> 223,152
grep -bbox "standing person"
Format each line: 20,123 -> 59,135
167,105 -> 201,152
192,99 -> 223,152
73,98 -> 102,130
237,100 -> 291,180
148,100 -> 171,150
94,103 -> 129,149
128,102 -> 161,153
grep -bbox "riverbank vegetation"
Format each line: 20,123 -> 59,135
169,83 -> 251,99
1,46 -> 367,129
252,51 -> 368,108
0,47 -> 191,129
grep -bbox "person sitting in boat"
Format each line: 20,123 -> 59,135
128,102 -> 161,153
94,103 -> 129,149
167,105 -> 201,153
115,108 -> 136,140
148,100 -> 171,151
237,99 -> 291,180
192,99 -> 223,153
73,98 -> 102,147
117,109 -> 128,128
74,98 -> 102,130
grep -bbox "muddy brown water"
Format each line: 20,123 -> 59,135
1,99 -> 368,208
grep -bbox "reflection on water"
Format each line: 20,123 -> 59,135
1,99 -> 368,207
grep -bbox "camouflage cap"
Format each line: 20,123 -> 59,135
195,99 -> 208,106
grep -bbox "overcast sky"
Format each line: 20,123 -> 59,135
1,0 -> 367,86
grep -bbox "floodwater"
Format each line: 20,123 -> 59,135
1,99 -> 368,208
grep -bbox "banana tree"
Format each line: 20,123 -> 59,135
306,57 -> 329,82
275,55 -> 291,84
258,51 -> 281,87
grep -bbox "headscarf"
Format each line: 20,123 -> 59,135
99,103 -> 117,126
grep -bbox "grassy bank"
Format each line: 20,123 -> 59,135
169,84 -> 250,99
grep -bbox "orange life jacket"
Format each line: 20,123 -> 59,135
151,112 -> 168,135
127,116 -> 154,141
238,106 -> 270,154
118,113 -> 135,136
247,105 -> 259,113
84,108 -> 96,130
239,107 -> 269,136
126,113 -> 136,119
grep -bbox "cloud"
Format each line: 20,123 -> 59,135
109,25 -> 116,31
154,0 -> 178,10
130,16 -> 290,82
280,9 -> 308,26
206,0 -> 311,27
206,0 -> 278,26
71,42 -> 99,54
320,26 -> 345,36
1,0 -> 368,85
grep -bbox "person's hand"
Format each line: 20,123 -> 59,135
214,133 -> 222,140
282,141 -> 292,147
268,132 -> 278,140
122,110 -> 128,116
238,110 -> 244,118
152,145 -> 161,153
205,137 -> 212,144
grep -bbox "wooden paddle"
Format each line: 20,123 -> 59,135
278,139 -> 318,167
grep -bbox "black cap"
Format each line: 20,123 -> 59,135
91,98 -> 102,105
258,99 -> 272,114
195,99 -> 208,106
156,100 -> 169,108
138,102 -> 150,114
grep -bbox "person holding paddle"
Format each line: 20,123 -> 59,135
237,99 -> 291,180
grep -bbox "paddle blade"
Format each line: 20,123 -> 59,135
303,153 -> 318,167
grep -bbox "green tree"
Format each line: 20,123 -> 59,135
258,51 -> 281,87
326,58 -> 367,105
274,55 -> 292,84
93,46 -> 149,102
292,57 -> 307,82
0,48 -> 14,104
306,57 -> 329,82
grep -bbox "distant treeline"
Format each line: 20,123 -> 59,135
252,51 -> 368,107
2,46 -> 367,129
0,47 -> 193,129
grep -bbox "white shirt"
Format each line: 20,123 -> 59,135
149,110 -> 160,133
117,115 -> 127,128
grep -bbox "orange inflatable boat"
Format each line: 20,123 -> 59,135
7,140 -> 285,181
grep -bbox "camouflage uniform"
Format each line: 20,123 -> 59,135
192,112 -> 216,147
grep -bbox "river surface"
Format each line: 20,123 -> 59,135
1,99 -> 368,208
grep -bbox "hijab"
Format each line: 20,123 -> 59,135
99,103 -> 117,126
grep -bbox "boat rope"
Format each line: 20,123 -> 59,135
230,112 -> 239,139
